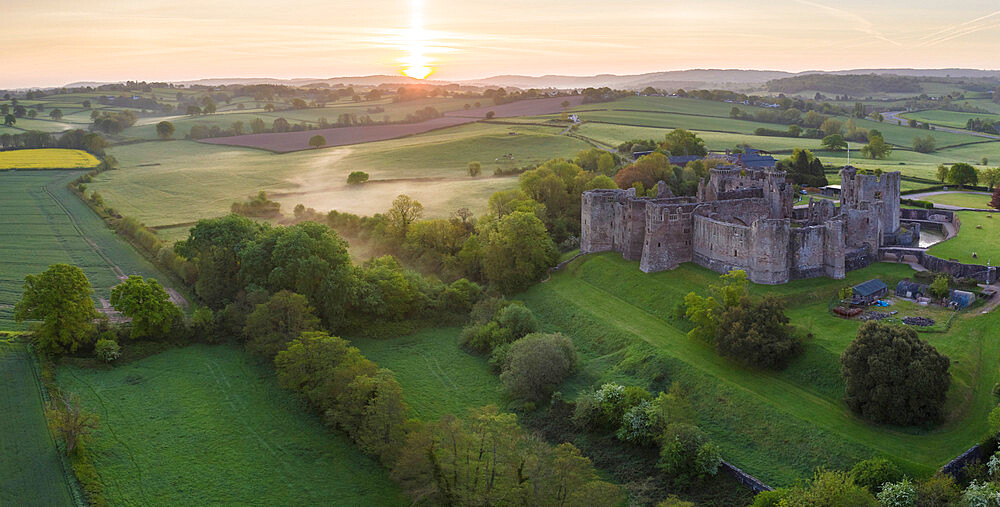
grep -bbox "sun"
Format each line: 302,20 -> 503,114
400,0 -> 435,79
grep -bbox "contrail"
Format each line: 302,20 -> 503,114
919,9 -> 1000,47
790,0 -> 902,47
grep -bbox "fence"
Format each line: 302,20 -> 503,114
720,460 -> 773,493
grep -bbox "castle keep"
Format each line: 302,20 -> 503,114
581,162 -> 901,284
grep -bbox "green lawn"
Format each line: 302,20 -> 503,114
86,123 -> 589,232
55,345 -> 406,505
0,171 -> 184,330
0,342 -> 77,505
351,327 -> 505,421
927,211 -> 1000,265
922,192 -> 993,209
517,253 -> 1000,486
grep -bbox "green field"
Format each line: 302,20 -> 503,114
927,210 -> 1000,265
0,171 -> 183,329
55,345 -> 406,505
0,342 -> 77,505
86,122 -> 589,237
517,254 -> 1000,486
0,149 -> 100,170
921,191 -> 994,209
351,327 -> 504,421
900,109 -> 1000,130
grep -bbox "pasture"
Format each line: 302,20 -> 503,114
55,345 -> 406,505
921,191 -> 994,209
85,122 -> 590,236
0,171 -> 179,330
518,253 -> 1000,486
926,210 -> 1000,265
351,327 -> 504,421
0,342 -> 77,505
900,109 -> 1000,130
0,149 -> 99,170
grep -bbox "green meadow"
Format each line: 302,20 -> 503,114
927,210 -> 1000,265
900,109 -> 1000,130
56,345 -> 407,505
517,254 -> 1000,486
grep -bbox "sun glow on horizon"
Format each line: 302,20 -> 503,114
400,0 -> 434,79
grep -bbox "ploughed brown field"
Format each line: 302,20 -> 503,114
199,96 -> 584,152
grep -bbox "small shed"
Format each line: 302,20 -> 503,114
852,279 -> 888,305
820,185 -> 841,197
896,280 -> 928,300
949,290 -> 976,309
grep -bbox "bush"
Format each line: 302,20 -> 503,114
915,474 -> 960,507
243,291 -> 321,358
990,405 -> 1000,437
657,423 -> 721,487
459,321 -> 513,353
850,457 -> 903,494
715,295 -> 800,369
841,322 -> 950,426
500,332 -> 577,401
94,338 -> 120,363
346,171 -> 369,184
495,304 -> 538,339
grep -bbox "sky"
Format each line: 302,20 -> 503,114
2,0 -> 999,88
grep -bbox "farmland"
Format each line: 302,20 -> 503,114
56,345 -> 406,505
920,191 -> 993,209
0,170 -> 179,330
85,122 -> 590,239
0,342 -> 77,505
0,149 -> 99,170
517,253 -> 1000,486
351,327 -> 504,421
900,109 -> 1000,130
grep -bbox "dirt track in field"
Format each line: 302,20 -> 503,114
199,96 -> 584,153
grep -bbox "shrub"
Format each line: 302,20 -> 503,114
572,391 -> 602,430
467,161 -> 482,177
346,171 -> 369,184
962,481 -> 1000,506
469,296 -> 508,324
990,405 -> 1000,437
500,332 -> 577,401
243,291 -> 320,358
850,457 -> 903,494
841,321 -> 950,426
495,304 -> 538,339
616,400 -> 656,445
94,338 -> 121,363
915,474 -> 960,506
657,423 -> 721,487
459,321 -> 513,353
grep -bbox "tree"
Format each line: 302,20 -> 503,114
156,120 -> 175,140
94,338 -> 121,363
249,117 -> 266,133
110,275 -> 181,339
174,214 -> 264,309
981,167 -> 1000,189
947,162 -> 978,187
352,369 -> 409,465
467,161 -> 482,177
661,129 -> 707,156
990,184 -> 1000,211
821,118 -> 844,136
485,110 -> 495,119
822,134 -> 847,151
876,479 -> 916,507
346,171 -> 369,184
989,405 -> 1000,436
762,470 -> 876,506
657,423 -> 722,487
243,290 -> 320,358
929,274 -> 949,299
936,164 -> 949,183
272,117 -> 290,132
308,135 -> 326,149
861,134 -> 892,159
913,135 -> 936,153
3,114 -> 14,127
841,321 -> 950,426
850,457 -> 903,494
46,393 -> 98,455
500,333 -> 577,401
27,110 -> 37,119
716,295 -> 800,369
481,211 -> 559,294
49,108 -> 63,121
201,96 -> 216,114
387,194 -> 424,238
14,264 -> 98,354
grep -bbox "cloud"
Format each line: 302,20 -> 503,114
788,0 -> 902,47
918,9 -> 1000,47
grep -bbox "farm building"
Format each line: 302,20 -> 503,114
852,279 -> 888,305
820,185 -> 841,197
896,280 -> 928,299
949,290 -> 976,309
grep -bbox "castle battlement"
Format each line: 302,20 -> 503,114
581,166 -> 902,284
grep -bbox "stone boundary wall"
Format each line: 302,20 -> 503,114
720,460 -> 773,493
940,445 -> 982,480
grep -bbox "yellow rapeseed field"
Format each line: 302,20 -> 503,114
0,148 -> 100,170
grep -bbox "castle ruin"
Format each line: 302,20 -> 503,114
580,161 -> 901,285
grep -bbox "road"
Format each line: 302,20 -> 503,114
883,110 -> 1000,141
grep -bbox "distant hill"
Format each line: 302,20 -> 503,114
62,68 -> 1000,92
